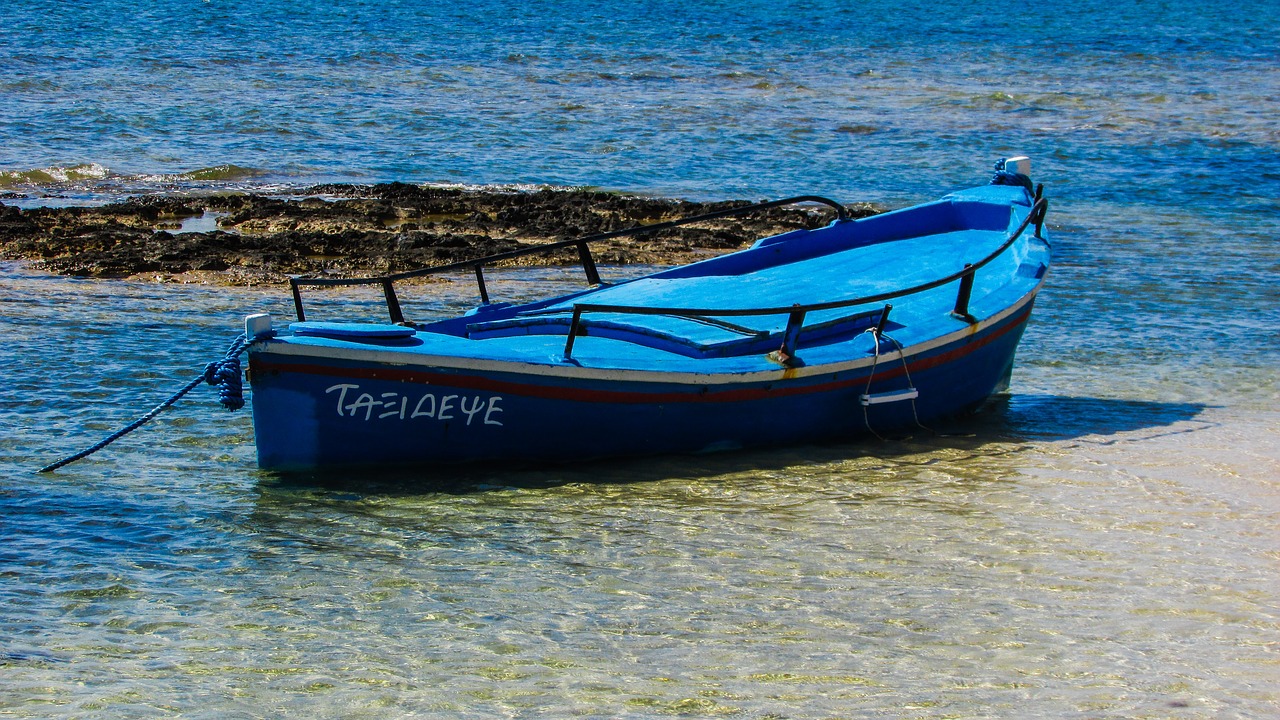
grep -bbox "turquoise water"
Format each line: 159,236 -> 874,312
2,1 -> 1278,717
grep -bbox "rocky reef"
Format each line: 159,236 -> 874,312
0,184 -> 879,285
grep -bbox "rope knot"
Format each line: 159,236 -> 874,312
205,357 -> 244,411
205,334 -> 249,411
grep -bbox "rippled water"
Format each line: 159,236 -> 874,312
2,266 -> 1276,718
2,0 -> 1279,717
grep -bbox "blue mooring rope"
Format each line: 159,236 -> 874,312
38,334 -> 250,474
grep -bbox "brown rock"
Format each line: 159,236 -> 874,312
0,184 -> 881,285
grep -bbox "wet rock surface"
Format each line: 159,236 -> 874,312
0,184 -> 879,285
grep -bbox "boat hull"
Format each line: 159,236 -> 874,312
247,293 -> 1037,471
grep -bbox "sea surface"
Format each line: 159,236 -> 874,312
2,1 -> 1277,718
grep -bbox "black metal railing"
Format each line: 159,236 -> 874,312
288,195 -> 851,324
560,196 -> 1049,362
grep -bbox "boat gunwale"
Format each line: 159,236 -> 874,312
250,279 -> 1045,388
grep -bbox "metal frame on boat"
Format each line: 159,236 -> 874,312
244,159 -> 1050,471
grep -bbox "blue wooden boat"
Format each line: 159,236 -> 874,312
242,159 -> 1050,471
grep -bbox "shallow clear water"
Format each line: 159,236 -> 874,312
2,0 -> 1278,717
2,267 -> 1276,718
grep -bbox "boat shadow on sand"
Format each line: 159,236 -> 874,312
259,394 -> 1211,496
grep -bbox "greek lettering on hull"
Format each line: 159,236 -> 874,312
324,384 -> 503,426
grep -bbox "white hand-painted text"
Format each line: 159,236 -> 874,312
325,384 -> 504,426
